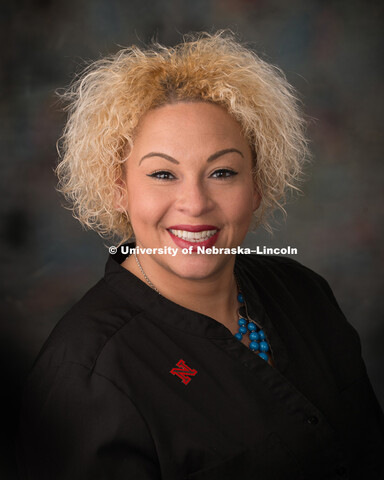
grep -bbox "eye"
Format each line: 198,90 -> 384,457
210,169 -> 238,179
147,171 -> 176,180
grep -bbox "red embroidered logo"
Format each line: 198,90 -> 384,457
170,359 -> 198,385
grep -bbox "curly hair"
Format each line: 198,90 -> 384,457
56,31 -> 310,242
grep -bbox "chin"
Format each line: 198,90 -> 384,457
166,254 -> 232,281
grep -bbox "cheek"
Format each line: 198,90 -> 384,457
127,184 -> 171,226
223,188 -> 255,225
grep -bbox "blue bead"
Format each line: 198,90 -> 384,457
239,326 -> 248,334
258,352 -> 269,361
234,332 -> 243,340
237,293 -> 244,304
259,341 -> 269,352
249,341 -> 260,351
238,318 -> 247,327
247,322 -> 257,332
249,331 -> 260,341
258,329 -> 266,340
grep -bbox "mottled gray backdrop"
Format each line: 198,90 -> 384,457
1,0 -> 383,477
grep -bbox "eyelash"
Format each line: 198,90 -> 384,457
147,169 -> 238,181
147,171 -> 175,180
211,169 -> 238,179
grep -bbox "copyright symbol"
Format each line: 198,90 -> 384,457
109,246 -> 117,255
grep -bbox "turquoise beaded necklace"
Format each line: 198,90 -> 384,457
235,292 -> 270,362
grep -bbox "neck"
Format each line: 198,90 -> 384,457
122,252 -> 239,333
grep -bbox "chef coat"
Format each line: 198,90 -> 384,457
17,247 -> 384,479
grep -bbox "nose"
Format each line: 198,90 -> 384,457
174,179 -> 214,217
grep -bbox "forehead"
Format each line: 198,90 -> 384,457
132,101 -> 248,151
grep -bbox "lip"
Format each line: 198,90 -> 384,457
167,225 -> 220,252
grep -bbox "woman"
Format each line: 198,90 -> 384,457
18,32 -> 383,479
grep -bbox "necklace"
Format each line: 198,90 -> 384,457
134,251 -> 160,294
133,251 -> 270,361
235,292 -> 270,362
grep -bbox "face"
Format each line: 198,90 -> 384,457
120,102 -> 260,281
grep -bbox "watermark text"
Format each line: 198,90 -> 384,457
109,245 -> 298,256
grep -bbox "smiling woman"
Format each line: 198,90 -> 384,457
55,31 -> 307,241
18,32 -> 384,480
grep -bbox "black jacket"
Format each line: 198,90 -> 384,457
18,251 -> 384,479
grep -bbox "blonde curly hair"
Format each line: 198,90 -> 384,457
56,31 -> 310,242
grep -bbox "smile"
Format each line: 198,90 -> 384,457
168,229 -> 218,242
167,225 -> 220,251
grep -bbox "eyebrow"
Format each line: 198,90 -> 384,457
139,148 -> 244,165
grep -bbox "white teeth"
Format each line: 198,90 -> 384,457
169,229 -> 218,242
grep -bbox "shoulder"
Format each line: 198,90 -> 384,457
34,277 -> 142,373
237,252 -> 362,354
235,253 -> 335,300
235,253 -> 355,343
